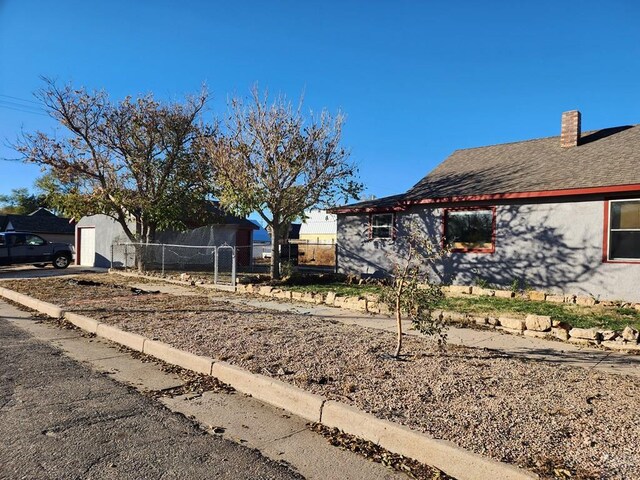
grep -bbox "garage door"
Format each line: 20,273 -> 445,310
79,227 -> 96,266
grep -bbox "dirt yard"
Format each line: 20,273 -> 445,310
3,274 -> 639,480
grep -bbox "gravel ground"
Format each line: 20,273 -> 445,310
3,275 -> 640,480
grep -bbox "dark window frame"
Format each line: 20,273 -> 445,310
442,206 -> 496,253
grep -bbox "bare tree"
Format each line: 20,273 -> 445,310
378,219 -> 448,358
200,87 -> 362,279
15,78 -> 213,252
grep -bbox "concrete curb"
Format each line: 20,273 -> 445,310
0,286 -> 64,319
143,339 -> 215,375
321,401 -> 535,480
211,361 -> 325,423
95,323 -> 146,352
64,312 -> 101,334
0,285 -> 538,480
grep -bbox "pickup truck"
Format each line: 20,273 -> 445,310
0,232 -> 73,269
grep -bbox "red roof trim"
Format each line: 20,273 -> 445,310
330,205 -> 407,214
334,184 -> 640,214
409,184 -> 640,205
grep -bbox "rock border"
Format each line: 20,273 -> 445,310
233,283 -> 640,353
0,285 -> 536,480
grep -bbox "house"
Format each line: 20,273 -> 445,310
297,210 -> 337,267
0,208 -> 75,245
251,221 -> 272,260
332,111 -> 640,302
299,210 -> 337,244
75,205 -> 258,268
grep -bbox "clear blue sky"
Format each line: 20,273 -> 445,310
1,0 -> 639,202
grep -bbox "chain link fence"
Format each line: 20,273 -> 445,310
110,240 -> 338,284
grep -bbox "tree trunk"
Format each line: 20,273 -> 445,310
270,222 -> 281,280
394,295 -> 402,358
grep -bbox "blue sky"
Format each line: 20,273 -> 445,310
1,0 -> 639,204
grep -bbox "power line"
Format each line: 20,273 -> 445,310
0,94 -> 41,106
0,99 -> 44,113
0,102 -> 49,117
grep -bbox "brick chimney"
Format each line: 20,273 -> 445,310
560,110 -> 581,148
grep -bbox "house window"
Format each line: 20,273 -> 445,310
444,208 -> 495,252
370,213 -> 394,239
609,199 -> 640,260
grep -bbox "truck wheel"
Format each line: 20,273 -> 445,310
52,253 -> 70,269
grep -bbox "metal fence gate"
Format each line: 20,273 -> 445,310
111,242 -> 236,287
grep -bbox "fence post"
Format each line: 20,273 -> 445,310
213,246 -> 218,285
231,247 -> 237,287
161,244 -> 166,276
124,244 -> 128,269
334,243 -> 339,273
110,244 -> 114,269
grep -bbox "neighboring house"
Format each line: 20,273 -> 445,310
332,111 -> 640,302
251,222 -> 272,259
297,210 -> 337,267
299,210 -> 337,244
75,205 -> 258,268
0,208 -> 75,245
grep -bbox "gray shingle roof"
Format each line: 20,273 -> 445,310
335,124 -> 640,212
405,125 -> 640,200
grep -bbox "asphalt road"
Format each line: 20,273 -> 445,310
0,318 -> 302,480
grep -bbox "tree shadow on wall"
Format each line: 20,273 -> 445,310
338,167 -> 603,293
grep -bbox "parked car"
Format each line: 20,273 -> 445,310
0,232 -> 74,269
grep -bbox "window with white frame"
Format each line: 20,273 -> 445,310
371,213 -> 394,239
609,199 -> 640,260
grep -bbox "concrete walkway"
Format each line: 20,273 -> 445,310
204,293 -> 640,379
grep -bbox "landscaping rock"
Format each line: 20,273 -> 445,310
313,293 -> 326,304
568,337 -> 594,346
622,326 -> 639,343
344,296 -> 367,312
324,291 -> 336,306
367,301 -> 380,314
442,310 -> 467,323
494,289 -> 515,299
551,327 -> 570,341
301,292 -> 315,303
634,303 -> 640,312
472,287 -> 494,296
528,291 -> 546,301
525,314 -> 552,332
575,296 -> 597,306
448,285 -> 471,295
378,303 -> 391,316
470,315 -> 487,326
498,317 -> 525,331
291,291 -> 304,300
569,328 -> 601,341
276,290 -> 292,300
259,286 -> 273,296
487,317 -> 499,326
496,326 -> 523,335
546,294 -> 566,303
599,330 -> 617,342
